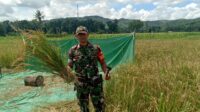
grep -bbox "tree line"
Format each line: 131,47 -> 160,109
0,10 -> 200,36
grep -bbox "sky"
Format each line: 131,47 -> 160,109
0,0 -> 200,21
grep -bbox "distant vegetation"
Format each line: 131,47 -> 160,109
0,10 -> 200,36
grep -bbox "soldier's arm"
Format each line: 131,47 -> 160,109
97,46 -> 107,74
97,46 -> 110,80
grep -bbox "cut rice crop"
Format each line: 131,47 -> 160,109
22,31 -> 74,83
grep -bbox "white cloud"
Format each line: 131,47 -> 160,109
0,0 -> 200,21
17,0 -> 50,9
0,0 -> 20,5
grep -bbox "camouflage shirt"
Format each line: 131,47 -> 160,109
68,41 -> 105,78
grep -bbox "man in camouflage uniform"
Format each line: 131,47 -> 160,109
68,26 -> 111,112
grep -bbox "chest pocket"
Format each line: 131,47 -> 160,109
73,46 -> 98,66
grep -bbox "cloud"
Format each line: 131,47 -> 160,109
0,0 -> 200,21
150,2 -> 200,20
0,1 -> 15,21
17,0 -> 50,9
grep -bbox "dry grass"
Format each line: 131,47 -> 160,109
0,37 -> 24,69
105,39 -> 200,112
25,31 -> 74,81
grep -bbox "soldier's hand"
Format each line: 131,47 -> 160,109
105,74 -> 111,80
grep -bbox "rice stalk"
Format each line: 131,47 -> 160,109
22,30 -> 74,83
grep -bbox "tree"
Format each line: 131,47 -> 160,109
128,20 -> 144,32
2,21 -> 14,34
94,21 -> 105,33
35,10 -> 44,23
13,20 -> 33,30
107,19 -> 118,33
0,23 -> 5,36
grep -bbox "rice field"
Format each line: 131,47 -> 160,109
0,32 -> 200,112
0,36 -> 24,69
105,39 -> 200,112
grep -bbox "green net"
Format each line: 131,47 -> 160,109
26,35 -> 135,72
0,71 -> 76,112
0,35 -> 135,112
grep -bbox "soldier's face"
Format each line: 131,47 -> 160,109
76,33 -> 89,43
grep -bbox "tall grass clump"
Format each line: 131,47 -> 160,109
22,31 -> 74,83
105,39 -> 200,112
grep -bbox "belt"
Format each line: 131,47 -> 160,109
75,75 -> 103,85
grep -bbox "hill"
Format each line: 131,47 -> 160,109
0,16 -> 200,36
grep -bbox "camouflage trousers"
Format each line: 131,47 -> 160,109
74,75 -> 105,112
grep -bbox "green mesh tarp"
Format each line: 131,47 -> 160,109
0,71 -> 76,112
0,35 -> 135,112
62,35 -> 135,68
27,35 -> 135,72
